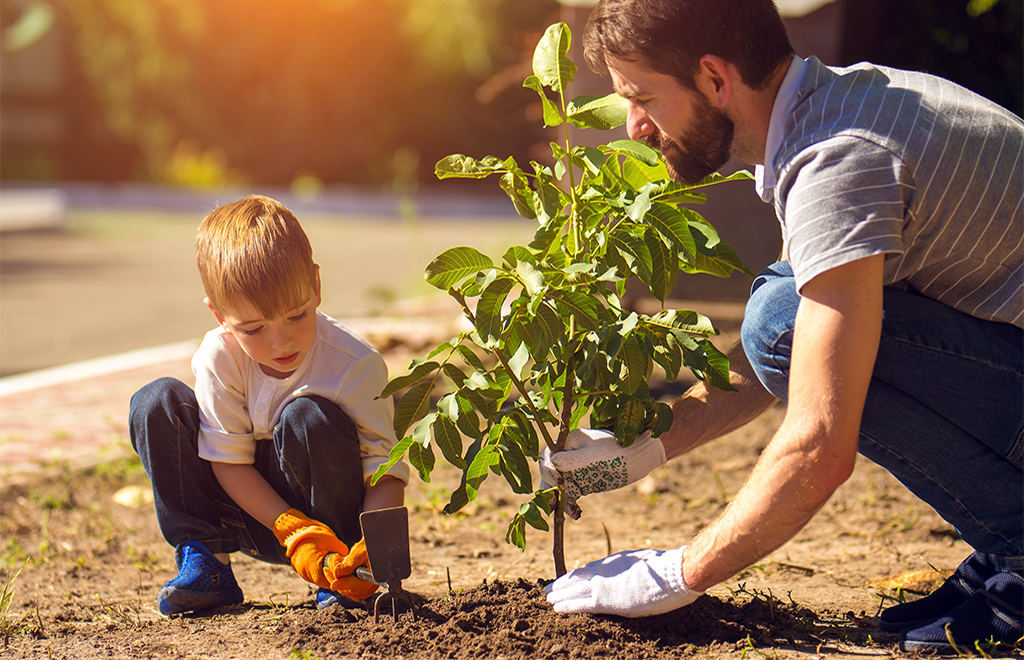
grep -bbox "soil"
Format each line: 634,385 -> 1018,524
2,321 -> 1018,660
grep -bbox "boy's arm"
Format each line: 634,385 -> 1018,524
363,475 -> 405,512
211,461 -> 291,528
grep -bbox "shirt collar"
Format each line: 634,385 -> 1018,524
754,55 -> 809,202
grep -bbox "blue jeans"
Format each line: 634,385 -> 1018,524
129,377 -> 364,563
742,262 -> 1024,569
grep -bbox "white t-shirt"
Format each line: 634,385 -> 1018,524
192,310 -> 409,485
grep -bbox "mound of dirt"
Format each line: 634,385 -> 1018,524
278,578 -> 825,659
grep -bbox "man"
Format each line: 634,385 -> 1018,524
541,0 -> 1023,653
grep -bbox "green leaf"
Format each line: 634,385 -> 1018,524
506,515 -> 527,551
648,202 -> 697,261
465,444 -> 499,501
614,393 -> 648,446
516,260 -> 546,297
646,309 -> 717,335
609,230 -> 652,281
566,93 -> 627,130
371,435 -> 414,485
445,482 -> 470,515
476,277 -> 515,344
626,189 -> 651,222
425,246 -> 494,290
523,75 -> 564,127
548,290 -> 600,330
497,433 -> 533,494
508,340 -> 531,381
393,381 -> 434,439
651,329 -> 682,381
409,442 -> 433,482
683,169 -> 755,190
622,155 -> 671,188
620,334 -> 646,395
520,499 -> 550,530
644,227 -> 677,302
432,414 -> 466,469
380,361 -> 440,398
532,22 -> 576,93
569,146 -> 607,177
500,171 -> 537,220
603,139 -> 660,166
702,339 -> 736,392
435,154 -> 509,180
456,343 -> 486,372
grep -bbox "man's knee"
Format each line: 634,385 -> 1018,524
741,264 -> 800,400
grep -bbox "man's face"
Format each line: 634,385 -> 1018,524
608,56 -> 734,184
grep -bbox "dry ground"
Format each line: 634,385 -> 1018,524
3,383 -> 1005,659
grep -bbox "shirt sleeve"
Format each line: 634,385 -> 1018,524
777,136 -> 910,292
192,332 -> 257,464
336,349 -> 411,486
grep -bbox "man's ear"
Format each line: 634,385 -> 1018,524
696,54 -> 734,107
204,297 -> 227,327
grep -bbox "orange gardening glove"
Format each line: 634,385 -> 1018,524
272,509 -> 350,590
323,539 -> 378,600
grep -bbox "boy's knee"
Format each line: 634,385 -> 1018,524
130,378 -> 191,418
280,396 -> 357,442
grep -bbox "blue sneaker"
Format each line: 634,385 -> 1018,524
315,587 -> 364,610
900,571 -> 1024,655
157,542 -> 244,616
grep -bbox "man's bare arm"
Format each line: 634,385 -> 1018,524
659,342 -> 779,460
682,255 -> 884,591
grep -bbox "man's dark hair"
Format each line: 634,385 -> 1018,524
582,0 -> 795,91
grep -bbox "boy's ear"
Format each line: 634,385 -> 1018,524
204,297 -> 227,327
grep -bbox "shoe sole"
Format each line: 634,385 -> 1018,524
158,586 -> 244,616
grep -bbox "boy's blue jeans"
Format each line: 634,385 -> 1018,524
129,377 -> 365,564
742,262 -> 1024,571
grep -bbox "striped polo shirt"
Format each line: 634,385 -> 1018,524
770,57 -> 1023,328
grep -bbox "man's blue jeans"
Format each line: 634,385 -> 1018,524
741,262 -> 1023,569
128,377 -> 365,563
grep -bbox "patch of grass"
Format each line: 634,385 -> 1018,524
289,649 -> 322,660
0,560 -> 29,640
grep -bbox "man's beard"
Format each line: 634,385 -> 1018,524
647,95 -> 734,185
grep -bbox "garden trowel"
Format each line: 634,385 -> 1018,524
352,505 -> 416,623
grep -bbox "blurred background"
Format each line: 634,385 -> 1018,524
0,0 -> 1021,377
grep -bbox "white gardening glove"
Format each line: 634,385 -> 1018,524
539,428 -> 666,520
545,547 -> 702,617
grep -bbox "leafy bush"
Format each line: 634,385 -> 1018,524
373,22 -> 751,574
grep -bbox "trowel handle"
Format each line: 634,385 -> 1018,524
321,553 -> 383,586
355,565 -> 383,586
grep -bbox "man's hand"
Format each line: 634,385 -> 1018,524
545,547 -> 702,617
539,428 -> 666,519
272,509 -> 377,599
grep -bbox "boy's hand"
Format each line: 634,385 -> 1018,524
272,509 -> 378,599
323,539 -> 377,600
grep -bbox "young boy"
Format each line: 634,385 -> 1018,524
129,194 -> 408,616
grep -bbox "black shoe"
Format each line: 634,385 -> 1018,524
899,571 -> 1023,655
879,551 -> 996,633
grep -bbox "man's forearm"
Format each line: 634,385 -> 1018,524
660,341 -> 778,460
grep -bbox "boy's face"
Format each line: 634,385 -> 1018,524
206,270 -> 322,379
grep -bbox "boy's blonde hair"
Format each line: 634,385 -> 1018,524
196,195 -> 317,318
